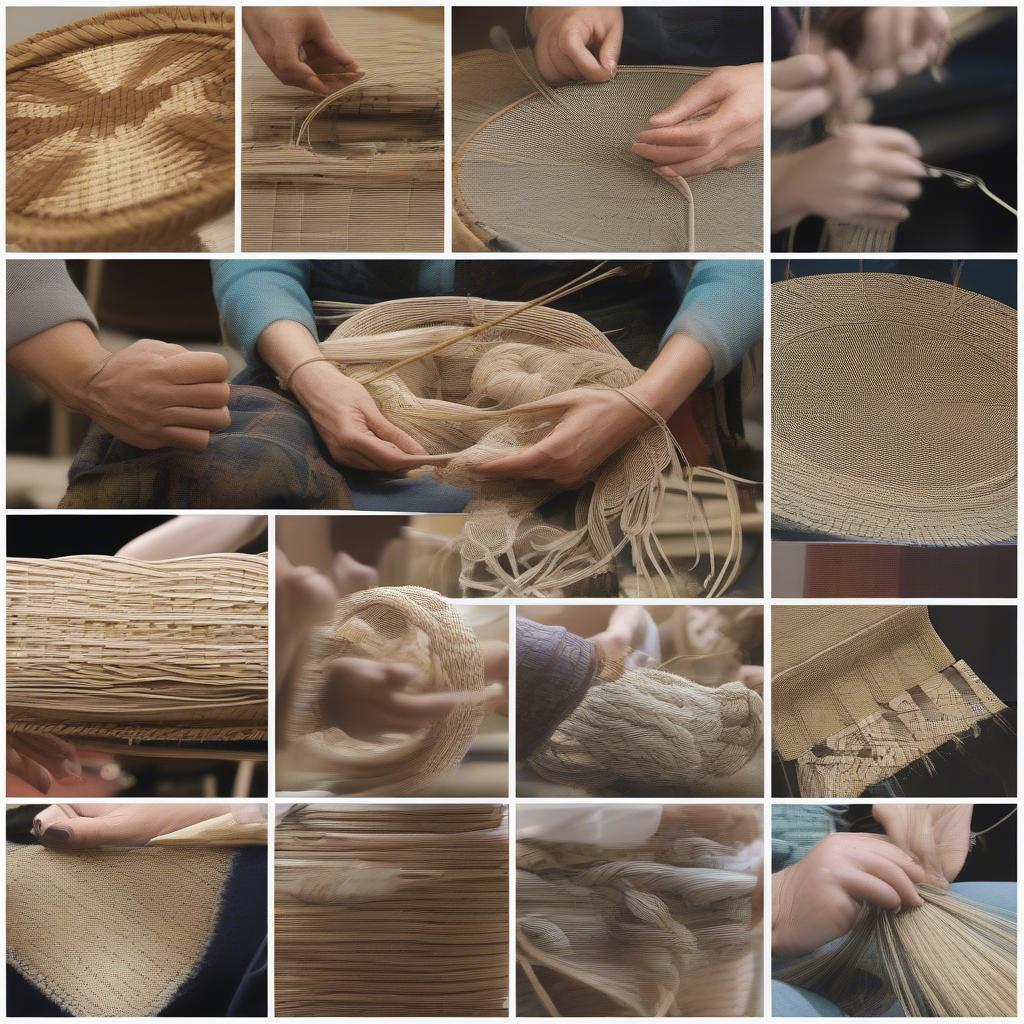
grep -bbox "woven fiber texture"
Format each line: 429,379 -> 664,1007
7,554 -> 268,741
7,844 -> 233,1016
321,295 -> 740,597
282,586 -> 485,795
241,7 -> 442,251
772,272 -> 1017,543
275,804 -> 508,1016
7,6 -> 234,252
517,808 -> 761,1016
529,665 -> 762,795
453,49 -> 761,252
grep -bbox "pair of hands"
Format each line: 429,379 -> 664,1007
531,8 -> 761,178
772,804 -> 972,957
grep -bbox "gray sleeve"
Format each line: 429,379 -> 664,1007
6,260 -> 98,350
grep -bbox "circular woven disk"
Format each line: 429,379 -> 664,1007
772,272 -> 1017,545
7,6 -> 234,251
453,63 -> 761,253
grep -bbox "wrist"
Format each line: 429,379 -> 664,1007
8,322 -> 111,414
770,152 -> 811,230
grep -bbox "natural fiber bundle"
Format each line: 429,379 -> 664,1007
529,665 -> 762,795
320,294 -> 742,597
775,884 -> 1016,1016
453,48 -> 761,252
282,586 -> 486,795
7,6 -> 234,252
773,606 -> 1007,797
6,554 -> 268,741
772,272 -> 1016,543
275,804 -> 508,1016
241,7 -> 442,251
7,843 -> 234,1016
517,810 -> 761,1016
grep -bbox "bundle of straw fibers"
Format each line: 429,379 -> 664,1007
275,804 -> 509,1016
6,554 -> 268,741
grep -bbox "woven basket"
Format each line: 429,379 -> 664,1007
7,6 -> 234,252
772,272 -> 1016,544
7,554 -> 268,741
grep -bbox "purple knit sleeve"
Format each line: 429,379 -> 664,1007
515,618 -> 598,760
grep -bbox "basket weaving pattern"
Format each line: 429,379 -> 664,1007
772,272 -> 1016,544
7,6 -> 234,251
7,554 -> 268,741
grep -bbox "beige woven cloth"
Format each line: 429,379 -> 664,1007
772,605 -> 1006,796
241,7 -> 442,251
517,807 -> 761,1016
7,6 -> 234,252
275,805 -> 508,1016
321,296 -> 741,597
280,586 -> 486,795
772,271 -> 1017,543
7,844 -> 232,1016
7,554 -> 268,741
453,48 -> 761,252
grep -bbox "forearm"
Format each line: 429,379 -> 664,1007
6,321 -> 109,412
771,151 -> 811,230
629,333 -> 713,418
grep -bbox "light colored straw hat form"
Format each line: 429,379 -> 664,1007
772,271 -> 1016,545
7,6 -> 234,252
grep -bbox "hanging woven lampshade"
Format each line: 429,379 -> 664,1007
772,271 -> 1016,544
7,6 -> 234,251
453,49 -> 761,252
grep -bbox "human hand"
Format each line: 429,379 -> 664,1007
7,735 -> 82,794
772,832 -> 925,957
771,53 -> 833,130
851,7 -> 951,91
771,124 -> 925,231
633,63 -> 762,177
76,339 -> 230,453
590,605 -> 653,661
872,803 -> 972,887
243,6 -> 358,95
529,6 -> 624,84
32,803 -> 227,849
737,665 -> 764,693
289,361 -> 429,472
474,388 -> 652,490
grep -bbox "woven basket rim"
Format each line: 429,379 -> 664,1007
772,272 -> 1017,545
7,5 -> 234,251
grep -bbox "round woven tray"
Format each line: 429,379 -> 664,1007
7,6 -> 234,251
772,272 -> 1016,545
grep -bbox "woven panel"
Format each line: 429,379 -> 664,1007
772,272 -> 1016,544
7,6 -> 234,251
275,805 -> 508,1016
7,554 -> 268,741
454,51 -> 761,252
8,844 -> 232,1016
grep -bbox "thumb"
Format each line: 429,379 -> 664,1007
649,75 -> 728,126
37,814 -> 132,849
365,407 -> 428,455
311,25 -> 358,68
598,18 -> 623,74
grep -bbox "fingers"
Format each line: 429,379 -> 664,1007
8,748 -> 53,794
272,40 -> 325,93
158,425 -> 212,453
847,124 -> 923,159
854,851 -> 925,908
649,75 -> 728,127
11,735 -> 81,781
310,24 -> 357,70
160,405 -> 231,431
826,49 -> 868,122
598,17 -> 623,76
34,813 -> 127,849
31,804 -> 78,837
175,381 -> 231,409
365,409 -> 428,456
341,432 -> 430,473
330,551 -> 378,596
771,52 -> 829,91
165,350 -> 230,385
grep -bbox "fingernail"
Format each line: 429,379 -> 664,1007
32,818 -> 43,837
61,759 -> 83,779
42,826 -> 72,847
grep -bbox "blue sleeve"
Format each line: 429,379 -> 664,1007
210,260 -> 316,367
662,260 -> 763,384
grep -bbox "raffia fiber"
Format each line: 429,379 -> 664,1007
528,664 -> 762,796
281,586 -> 486,795
241,7 -> 442,251
772,272 -> 1016,543
320,296 -> 741,597
7,6 -> 234,252
517,808 -> 761,1016
772,605 -> 1007,796
7,843 -> 233,1016
275,804 -> 508,1016
775,884 -> 1016,1016
453,48 -> 761,252
6,554 -> 268,741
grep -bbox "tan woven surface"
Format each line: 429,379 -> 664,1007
772,272 -> 1016,543
7,554 -> 268,741
7,844 -> 232,1016
453,49 -> 761,252
282,586 -> 486,795
7,6 -> 234,251
275,805 -> 508,1016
